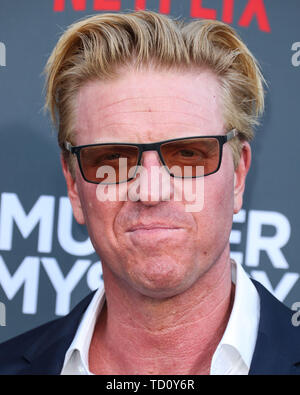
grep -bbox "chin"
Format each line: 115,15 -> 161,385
125,258 -> 200,299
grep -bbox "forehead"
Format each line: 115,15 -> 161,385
74,68 -> 225,144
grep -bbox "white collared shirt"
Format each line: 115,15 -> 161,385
61,260 -> 260,375
210,260 -> 260,374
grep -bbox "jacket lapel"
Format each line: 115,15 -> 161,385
249,280 -> 300,375
20,291 -> 95,375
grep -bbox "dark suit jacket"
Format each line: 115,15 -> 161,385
0,280 -> 299,375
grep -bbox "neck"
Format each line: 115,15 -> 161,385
89,250 -> 234,375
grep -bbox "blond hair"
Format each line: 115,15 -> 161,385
44,10 -> 265,170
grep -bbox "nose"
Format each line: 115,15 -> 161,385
140,150 -> 161,168
127,151 -> 174,205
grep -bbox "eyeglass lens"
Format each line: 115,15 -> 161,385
79,138 -> 220,184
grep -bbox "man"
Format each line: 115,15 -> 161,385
0,10 -> 299,375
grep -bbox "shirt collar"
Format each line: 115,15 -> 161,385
61,287 -> 105,375
210,259 -> 260,374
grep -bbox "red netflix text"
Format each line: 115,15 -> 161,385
53,0 -> 271,33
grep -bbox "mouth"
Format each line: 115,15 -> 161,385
127,223 -> 182,233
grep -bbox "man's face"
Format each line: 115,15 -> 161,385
63,68 -> 250,298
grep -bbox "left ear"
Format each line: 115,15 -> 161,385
233,142 -> 251,214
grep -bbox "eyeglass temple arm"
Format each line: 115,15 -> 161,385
65,141 -> 74,153
226,129 -> 238,141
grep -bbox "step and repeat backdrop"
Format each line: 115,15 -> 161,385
0,0 -> 299,343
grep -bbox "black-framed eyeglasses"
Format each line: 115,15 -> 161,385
64,129 -> 238,184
